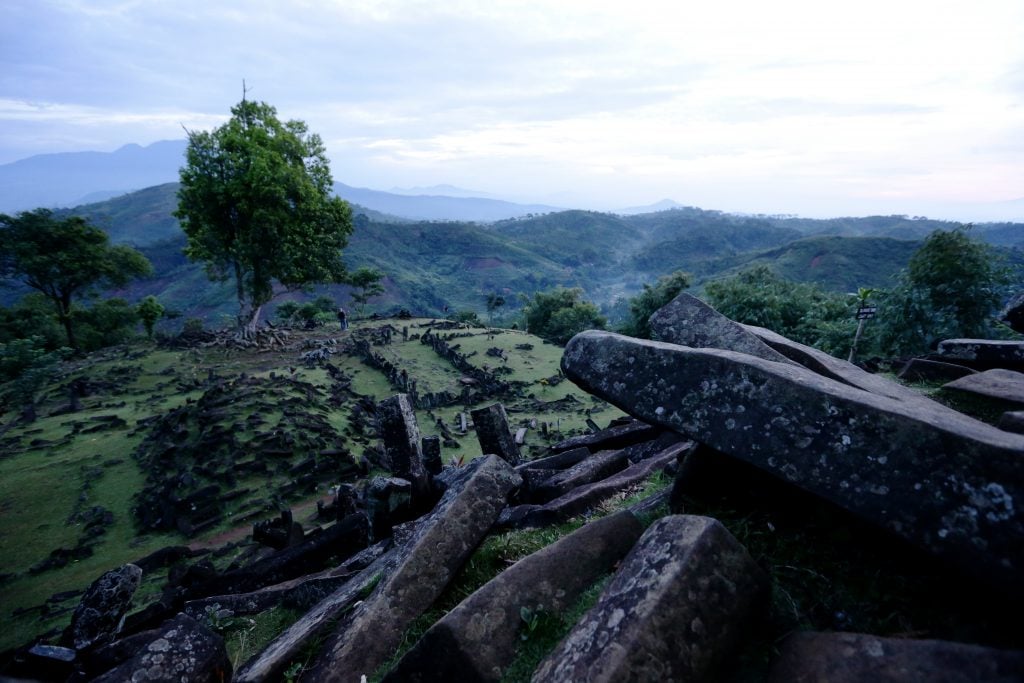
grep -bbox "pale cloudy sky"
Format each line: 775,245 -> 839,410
2,0 -> 1023,219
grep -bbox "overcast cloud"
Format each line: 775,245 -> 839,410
2,0 -> 1022,219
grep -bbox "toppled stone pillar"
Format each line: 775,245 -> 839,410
64,563 -> 143,651
533,515 -> 767,683
471,403 -> 522,465
767,631 -> 1024,683
377,393 -> 429,498
385,510 -> 644,682
305,455 -> 521,682
561,330 -> 1024,592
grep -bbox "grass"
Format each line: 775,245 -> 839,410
0,319 -> 615,654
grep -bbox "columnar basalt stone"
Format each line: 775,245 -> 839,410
897,358 -> 977,382
548,419 -> 658,455
91,614 -> 231,683
999,411 -> 1024,435
304,455 -> 522,682
377,394 -> 429,498
531,449 -> 630,503
561,330 -> 1024,591
64,563 -> 142,651
1002,292 -> 1024,334
767,631 -> 1024,683
365,477 -> 413,539
936,338 -> 1024,372
649,292 -> 796,365
533,515 -> 767,683
471,403 -> 522,465
421,435 -> 443,475
942,369 -> 1024,405
384,511 -> 644,682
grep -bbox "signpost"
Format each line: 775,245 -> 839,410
849,306 -> 877,362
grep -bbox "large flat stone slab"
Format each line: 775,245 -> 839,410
943,369 -> 1024,405
561,330 -> 1024,591
937,338 -> 1024,372
533,515 -> 767,683
92,614 -> 230,683
768,631 -> 1024,683
384,510 -> 644,682
304,454 -> 521,682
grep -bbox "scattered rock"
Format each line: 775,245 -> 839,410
767,631 -> 1024,683
64,563 -> 142,651
942,369 -> 1024,405
1001,293 -> 1024,334
378,393 -> 430,499
535,515 -> 767,683
998,411 -> 1024,435
897,358 -> 978,382
548,419 -> 658,455
91,613 -> 231,683
471,403 -> 522,466
304,455 -> 521,682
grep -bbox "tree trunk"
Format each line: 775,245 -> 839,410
57,297 -> 77,350
237,303 -> 263,340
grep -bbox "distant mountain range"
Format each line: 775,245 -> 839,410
5,181 -> 1013,325
0,140 -> 562,222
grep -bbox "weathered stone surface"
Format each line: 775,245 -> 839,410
531,449 -> 630,503
1002,292 -> 1024,334
943,369 -> 1024,405
471,403 -> 522,465
999,411 -> 1024,435
745,324 -> 946,405
515,446 -> 591,473
548,419 -> 658,454
378,394 -> 430,498
305,455 -> 521,682
534,515 -> 767,683
897,358 -> 978,382
561,331 -> 1024,590
421,435 -> 443,475
498,441 -> 692,529
365,476 -> 413,539
91,614 -> 230,682
64,563 -> 142,651
234,544 -> 400,683
384,511 -> 644,682
650,292 -> 796,365
937,338 -> 1024,372
767,631 -> 1024,683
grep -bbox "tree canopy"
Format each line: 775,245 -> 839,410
524,287 -> 606,345
348,267 -> 385,316
0,209 -> 152,349
176,98 -> 353,335
620,270 -> 691,338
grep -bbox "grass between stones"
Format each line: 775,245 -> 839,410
0,319 -> 617,653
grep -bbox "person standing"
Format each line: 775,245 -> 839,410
337,307 -> 348,331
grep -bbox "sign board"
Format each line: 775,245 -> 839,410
856,306 -> 877,320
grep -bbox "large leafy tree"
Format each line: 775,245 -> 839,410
0,209 -> 152,350
524,287 -> 606,345
878,225 -> 1013,355
176,98 -> 353,336
620,270 -> 691,339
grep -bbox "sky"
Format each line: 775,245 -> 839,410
2,0 -> 1023,220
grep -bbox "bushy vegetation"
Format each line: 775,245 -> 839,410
523,287 -> 606,345
619,270 -> 691,338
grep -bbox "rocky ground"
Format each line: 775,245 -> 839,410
2,300 -> 1024,682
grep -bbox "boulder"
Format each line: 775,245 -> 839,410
64,563 -> 142,651
649,292 -> 796,365
91,614 -> 231,683
561,330 -> 1024,591
936,339 -> 1024,372
533,515 -> 767,683
942,369 -> 1024,406
767,631 -> 1024,683
304,455 -> 521,682
384,511 -> 644,682
897,358 -> 977,383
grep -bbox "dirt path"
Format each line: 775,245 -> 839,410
187,494 -> 330,551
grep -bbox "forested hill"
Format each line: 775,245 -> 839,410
11,182 -> 1021,323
